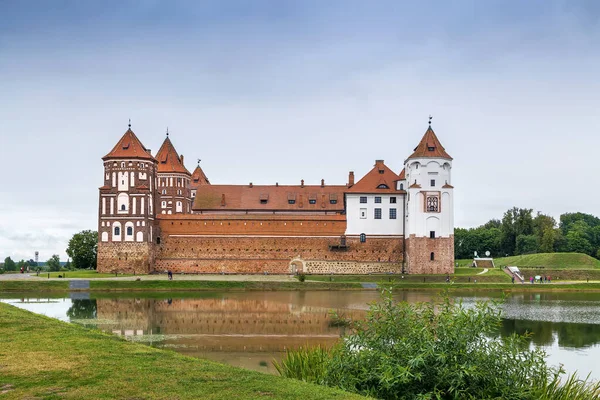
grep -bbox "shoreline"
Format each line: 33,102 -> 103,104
2,279 -> 600,293
0,302 -> 362,399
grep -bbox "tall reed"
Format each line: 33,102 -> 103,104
273,346 -> 330,384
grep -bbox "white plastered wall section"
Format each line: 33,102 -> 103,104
404,158 -> 453,238
345,193 -> 405,235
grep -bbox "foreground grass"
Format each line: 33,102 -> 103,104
0,303 -> 362,399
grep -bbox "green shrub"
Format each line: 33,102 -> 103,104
277,289 -> 599,399
297,273 -> 306,282
273,346 -> 329,384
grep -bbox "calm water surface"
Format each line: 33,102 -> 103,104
3,290 -> 600,379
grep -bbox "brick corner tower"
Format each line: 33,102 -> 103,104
404,122 -> 454,274
97,123 -> 159,273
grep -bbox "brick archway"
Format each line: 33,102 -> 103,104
289,258 -> 305,274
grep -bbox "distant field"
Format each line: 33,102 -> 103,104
457,253 -> 600,270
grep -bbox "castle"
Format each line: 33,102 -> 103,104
97,121 -> 454,275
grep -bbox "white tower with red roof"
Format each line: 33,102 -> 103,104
97,123 -> 159,273
401,121 -> 454,274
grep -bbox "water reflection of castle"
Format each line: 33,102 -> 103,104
95,295 -> 365,351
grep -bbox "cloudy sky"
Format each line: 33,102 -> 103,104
1,0 -> 599,262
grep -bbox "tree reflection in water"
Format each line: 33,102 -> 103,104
67,299 -> 98,320
500,318 -> 600,348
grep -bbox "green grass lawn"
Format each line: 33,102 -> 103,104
30,270 -> 135,279
0,303 -> 362,399
457,253 -> 600,269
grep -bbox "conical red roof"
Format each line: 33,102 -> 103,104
406,126 -> 452,160
103,128 -> 155,161
191,165 -> 210,185
155,137 -> 190,175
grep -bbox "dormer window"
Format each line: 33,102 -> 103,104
428,146 -> 435,151
288,200 -> 296,204
260,199 -> 268,204
378,169 -> 384,174
377,184 -> 389,189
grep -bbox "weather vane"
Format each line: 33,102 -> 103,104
429,115 -> 432,126
128,118 -> 131,128
197,158 -> 201,165
166,127 -> 169,137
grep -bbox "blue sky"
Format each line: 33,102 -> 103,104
1,1 -> 599,261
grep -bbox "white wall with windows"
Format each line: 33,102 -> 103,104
404,157 -> 453,238
345,193 -> 405,235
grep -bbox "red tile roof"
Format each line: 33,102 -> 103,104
346,160 -> 404,194
155,137 -> 190,175
398,168 -> 406,180
103,128 -> 155,161
442,183 -> 454,188
191,165 -> 210,186
193,184 -> 346,212
406,126 -> 452,161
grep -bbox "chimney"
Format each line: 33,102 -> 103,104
348,171 -> 355,187
221,194 -> 226,206
301,179 -> 304,188
375,159 -> 384,165
249,182 -> 253,188
180,155 -> 184,165
146,149 -> 152,155
321,179 -> 325,187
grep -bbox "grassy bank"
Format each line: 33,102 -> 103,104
0,279 -> 363,293
0,303 -> 361,399
457,253 -> 600,269
308,268 -> 511,283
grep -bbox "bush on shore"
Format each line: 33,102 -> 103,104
276,289 -> 600,399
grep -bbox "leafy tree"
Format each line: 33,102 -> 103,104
47,254 -> 61,272
516,234 -> 539,255
565,221 -> 593,255
66,230 -> 98,270
3,256 -> 16,271
16,260 -> 27,271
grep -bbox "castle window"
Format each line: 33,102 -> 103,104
389,208 -> 397,219
120,204 -> 126,211
375,197 -> 381,203
359,196 -> 367,203
430,179 -> 436,187
430,231 -> 436,239
309,199 -> 316,204
126,227 -> 133,236
162,189 -> 166,195
374,208 -> 382,219
288,200 -> 296,204
360,208 -> 367,219
390,197 -> 396,204
428,146 -> 435,151
329,199 -> 337,204
430,252 -> 435,261
378,169 -> 384,174
360,233 -> 366,243
114,226 -> 120,236
121,162 -> 125,168
260,199 -> 268,204
399,183 -> 404,190
426,196 -> 439,212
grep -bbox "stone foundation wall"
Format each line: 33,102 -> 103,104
305,261 -> 402,274
97,242 -> 154,274
405,235 -> 454,274
154,235 -> 403,274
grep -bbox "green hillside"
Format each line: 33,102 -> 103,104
489,253 -> 600,269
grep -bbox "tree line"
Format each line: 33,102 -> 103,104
455,208 -> 600,259
1,230 -> 97,272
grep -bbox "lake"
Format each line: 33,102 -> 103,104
3,290 -> 600,379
